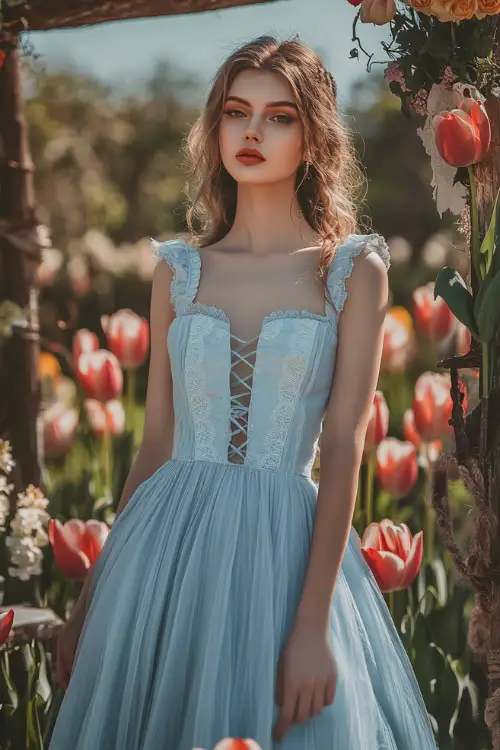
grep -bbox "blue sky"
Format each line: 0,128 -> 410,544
23,0 -> 388,107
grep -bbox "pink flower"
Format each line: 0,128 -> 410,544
413,371 -> 467,441
376,438 -> 418,498
101,309 -> 149,369
85,399 -> 126,437
364,391 -> 390,457
43,402 -> 79,458
361,519 -> 423,592
73,329 -> 99,364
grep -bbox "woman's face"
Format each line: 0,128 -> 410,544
219,69 -> 305,185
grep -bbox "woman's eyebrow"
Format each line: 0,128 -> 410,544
224,95 -> 299,112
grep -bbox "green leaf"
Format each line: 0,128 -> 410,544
478,187 -> 500,280
475,269 -> 500,343
434,267 -> 478,338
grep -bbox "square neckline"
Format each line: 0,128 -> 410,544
176,237 -> 334,345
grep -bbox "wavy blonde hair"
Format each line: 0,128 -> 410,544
181,34 -> 369,302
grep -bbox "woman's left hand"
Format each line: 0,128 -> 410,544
273,623 -> 337,741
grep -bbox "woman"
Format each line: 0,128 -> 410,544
49,34 -> 438,750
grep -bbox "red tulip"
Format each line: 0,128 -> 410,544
85,399 -> 125,437
433,96 -> 491,168
0,609 -> 14,646
412,282 -> 455,342
347,0 -> 364,4
413,371 -> 467,441
403,409 -> 442,467
76,350 -> 123,402
0,50 -> 6,71
361,519 -> 423,592
49,518 -> 109,580
364,390 -> 390,456
376,438 -> 418,498
43,402 -> 79,458
73,329 -> 99,364
101,309 -> 149,369
214,741 -> 262,750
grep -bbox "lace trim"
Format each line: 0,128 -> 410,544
327,233 -> 391,315
184,315 -> 220,462
260,319 -> 315,471
151,238 -> 188,312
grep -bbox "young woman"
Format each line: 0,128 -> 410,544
49,34 -> 438,750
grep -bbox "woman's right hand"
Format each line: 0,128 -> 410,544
55,612 -> 84,689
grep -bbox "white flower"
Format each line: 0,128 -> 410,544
17,485 -> 49,511
0,495 -> 10,530
0,440 -> 15,474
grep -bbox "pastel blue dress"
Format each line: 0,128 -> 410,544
48,233 -> 438,750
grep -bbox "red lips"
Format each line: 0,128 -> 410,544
236,148 -> 265,161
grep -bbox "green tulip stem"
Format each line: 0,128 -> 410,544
468,165 -> 480,274
101,423 -> 112,497
365,451 -> 376,528
388,590 -> 395,619
127,368 -> 136,433
482,342 -> 490,400
423,448 -> 435,563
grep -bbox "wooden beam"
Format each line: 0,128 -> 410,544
4,0 -> 280,32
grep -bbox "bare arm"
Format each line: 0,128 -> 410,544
69,258 -> 176,622
295,250 -> 389,632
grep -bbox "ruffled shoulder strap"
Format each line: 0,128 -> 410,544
151,237 -> 201,314
326,233 -> 390,316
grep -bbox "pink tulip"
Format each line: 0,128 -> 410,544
76,350 -> 123,402
413,371 -> 467,441
376,438 -> 418,498
360,0 -> 396,24
85,399 -> 126,437
403,409 -> 442,468
49,518 -> 109,580
433,96 -> 491,168
361,519 -> 423,592
0,609 -> 14,646
101,309 -> 149,369
43,402 -> 79,458
412,282 -> 455,342
73,329 -> 99,364
364,391 -> 390,456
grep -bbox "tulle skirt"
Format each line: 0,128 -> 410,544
48,457 -> 438,750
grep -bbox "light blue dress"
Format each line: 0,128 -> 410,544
48,233 -> 438,750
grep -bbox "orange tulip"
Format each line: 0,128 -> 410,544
364,391 -> 390,456
101,309 -> 149,369
0,608 -> 14,646
43,402 -> 79,458
85,399 -> 126,437
376,438 -> 418,498
361,519 -> 423,592
73,329 -> 99,364
76,349 -> 123,402
412,282 -> 455,342
381,310 -> 414,373
49,518 -> 109,580
433,96 -> 491,167
413,371 -> 467,441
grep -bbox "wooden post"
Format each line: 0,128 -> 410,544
0,31 -> 43,489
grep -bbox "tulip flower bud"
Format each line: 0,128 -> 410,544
49,518 -> 109,580
101,309 -> 149,370
364,391 -> 390,456
73,329 -> 99,364
42,402 -> 79,458
413,371 -> 467,441
376,438 -> 418,498
412,282 -> 455,342
0,609 -> 14,647
361,519 -> 423,592
76,350 -> 123,402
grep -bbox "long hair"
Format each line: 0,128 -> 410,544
181,34 -> 369,301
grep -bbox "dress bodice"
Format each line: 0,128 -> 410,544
151,233 -> 390,478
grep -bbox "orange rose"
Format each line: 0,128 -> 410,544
410,0 -> 433,8
477,0 -> 500,14
443,0 -> 478,19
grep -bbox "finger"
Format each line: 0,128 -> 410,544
273,687 -> 298,741
293,684 -> 314,724
324,674 -> 336,706
311,685 -> 325,716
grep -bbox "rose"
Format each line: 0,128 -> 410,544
443,0 -> 479,18
476,0 -> 500,14
360,0 -> 396,24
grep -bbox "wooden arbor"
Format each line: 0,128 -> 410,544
0,0 -> 278,490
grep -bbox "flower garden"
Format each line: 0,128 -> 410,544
1,0 -> 500,748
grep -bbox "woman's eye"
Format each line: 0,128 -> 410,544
225,109 -> 244,117
271,114 -> 293,124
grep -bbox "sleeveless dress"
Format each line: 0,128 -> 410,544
48,233 -> 438,750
